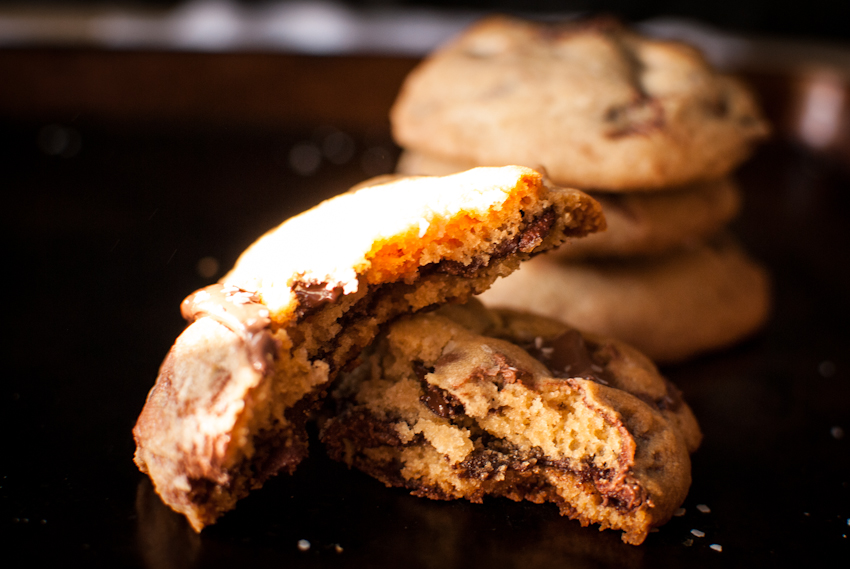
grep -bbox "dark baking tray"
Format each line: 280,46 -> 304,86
1,48 -> 848,568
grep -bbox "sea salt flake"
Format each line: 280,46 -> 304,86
697,504 -> 711,514
297,539 -> 311,551
673,507 -> 686,517
710,544 -> 722,552
691,529 -> 705,538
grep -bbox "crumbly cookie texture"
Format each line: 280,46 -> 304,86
321,299 -> 700,545
480,235 -> 771,363
398,150 -> 742,259
133,166 -> 605,531
391,16 -> 769,191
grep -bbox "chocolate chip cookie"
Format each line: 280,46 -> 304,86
391,16 -> 769,191
479,235 -> 771,363
321,299 -> 701,545
133,166 -> 605,531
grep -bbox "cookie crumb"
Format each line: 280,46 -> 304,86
673,507 -> 686,517
691,529 -> 705,538
683,539 -> 693,547
297,539 -> 311,552
831,426 -> 844,439
334,544 -> 344,553
710,544 -> 723,552
696,504 -> 711,514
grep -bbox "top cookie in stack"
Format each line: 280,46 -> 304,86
393,15 -> 772,363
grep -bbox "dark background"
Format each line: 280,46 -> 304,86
1,2 -> 849,568
6,0 -> 850,42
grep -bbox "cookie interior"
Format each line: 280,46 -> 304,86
322,301 -> 699,545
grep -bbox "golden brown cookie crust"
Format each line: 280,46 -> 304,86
391,16 -> 769,191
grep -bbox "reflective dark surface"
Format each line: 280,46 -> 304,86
2,52 -> 849,568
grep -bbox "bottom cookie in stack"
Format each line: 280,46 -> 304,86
479,235 -> 771,364
321,299 -> 701,545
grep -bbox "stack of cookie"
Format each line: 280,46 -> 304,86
391,16 -> 772,363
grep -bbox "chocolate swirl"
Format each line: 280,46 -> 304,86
180,284 -> 279,373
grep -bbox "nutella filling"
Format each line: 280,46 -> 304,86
292,281 -> 344,320
180,283 -> 278,373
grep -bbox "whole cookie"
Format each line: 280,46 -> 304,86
479,236 -> 771,363
133,166 -> 605,531
391,16 -> 769,191
398,149 -> 743,259
321,299 -> 701,545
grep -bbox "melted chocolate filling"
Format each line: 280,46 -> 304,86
425,207 -> 558,278
292,281 -> 344,319
415,362 -> 465,419
180,284 -> 279,373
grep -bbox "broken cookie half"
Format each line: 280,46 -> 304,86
321,299 -> 701,545
133,166 -> 605,531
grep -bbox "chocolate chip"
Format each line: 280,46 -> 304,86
526,330 -> 615,385
518,208 -> 557,252
293,281 -> 344,319
420,384 -> 465,419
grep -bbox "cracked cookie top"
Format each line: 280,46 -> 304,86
391,16 -> 769,191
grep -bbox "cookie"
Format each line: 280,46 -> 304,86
479,236 -> 771,363
321,299 -> 701,545
391,16 -> 769,191
133,166 -> 605,531
398,149 -> 742,259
